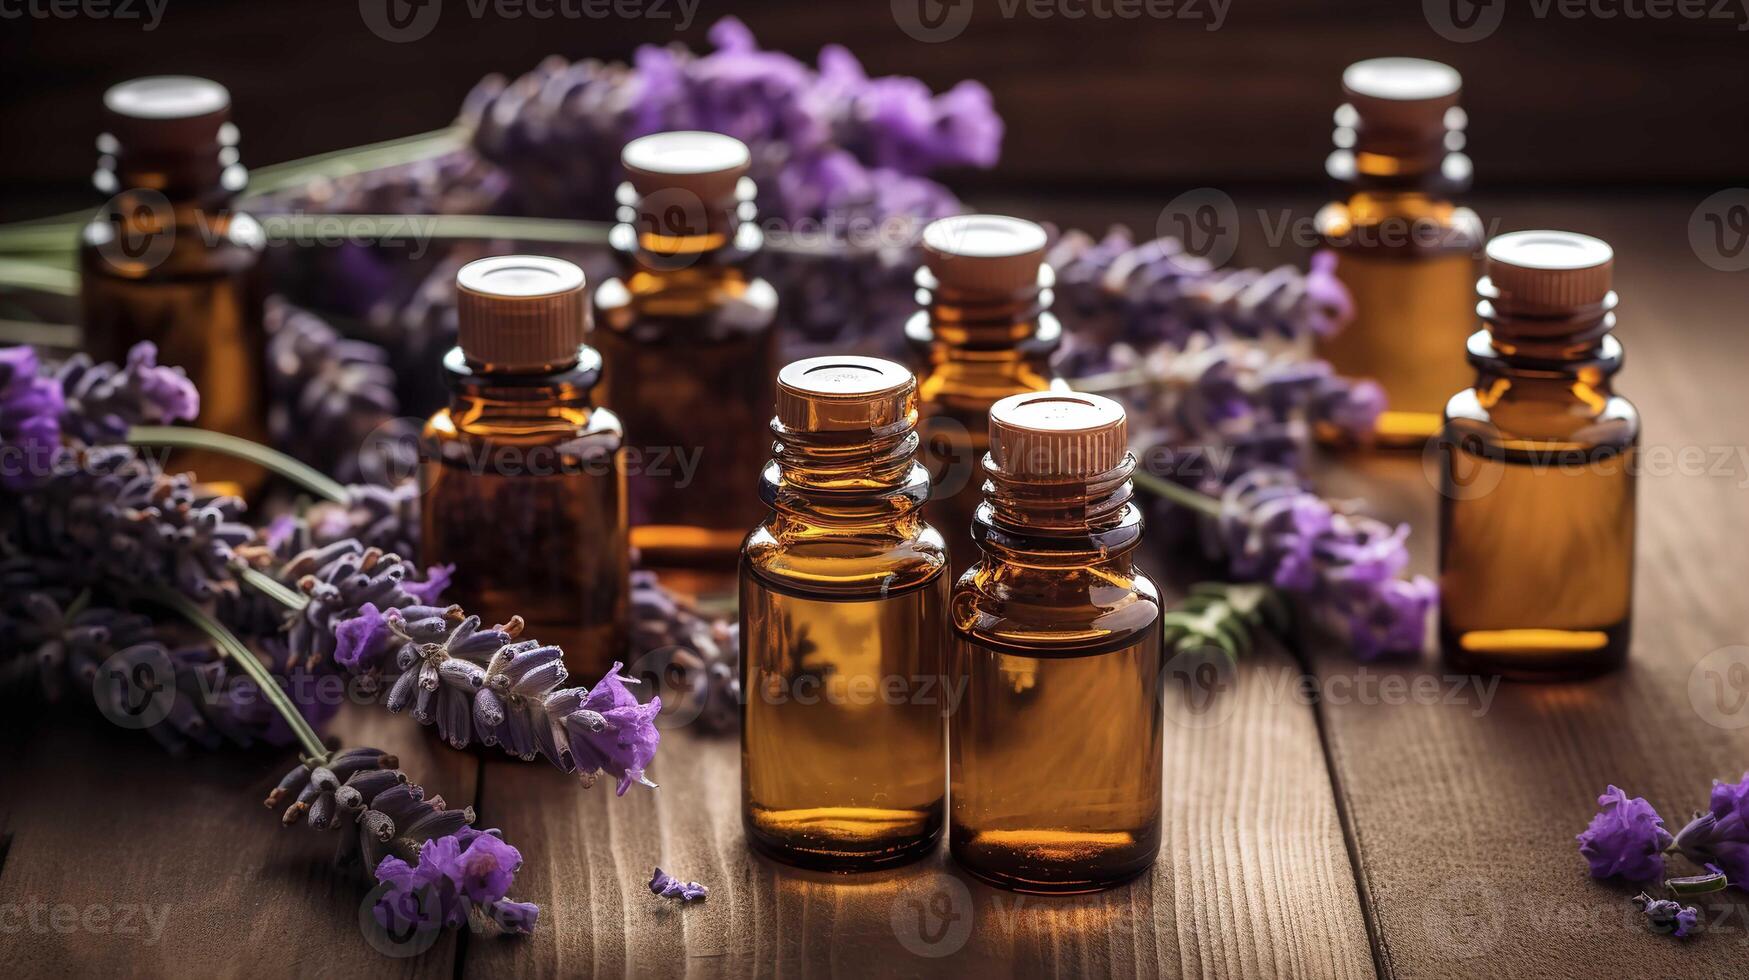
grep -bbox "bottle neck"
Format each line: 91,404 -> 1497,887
610,180 -> 761,274
907,269 -> 1062,393
762,417 -> 930,526
95,133 -> 247,208
441,345 -> 600,420
1470,293 -> 1621,381
1327,108 -> 1469,198
973,454 -> 1143,570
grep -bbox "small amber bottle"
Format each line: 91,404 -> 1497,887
79,76 -> 268,494
1316,58 -> 1484,447
910,214 -> 1061,576
592,131 -> 780,586
740,356 -> 948,871
1439,231 -> 1637,680
421,256 -> 629,681
949,391 -> 1164,893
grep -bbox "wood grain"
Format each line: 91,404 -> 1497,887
461,637 -> 1373,980
0,699 -> 472,978
1305,199 -> 1749,979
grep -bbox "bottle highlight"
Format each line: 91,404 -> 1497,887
1316,57 -> 1483,447
740,355 -> 949,871
949,390 -> 1164,893
910,213 -> 1061,575
421,255 -> 630,682
1439,231 -> 1638,679
80,76 -> 268,494
592,131 -> 780,587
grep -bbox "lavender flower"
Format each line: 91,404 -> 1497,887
1577,785 -> 1673,883
461,17 -> 985,225
263,299 -> 403,484
54,342 -> 199,445
1675,771 -> 1749,888
1202,468 -> 1434,659
0,345 -> 64,489
268,750 -> 538,935
630,570 -> 739,735
1631,893 -> 1700,938
650,867 -> 708,902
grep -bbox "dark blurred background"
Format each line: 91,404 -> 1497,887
2,0 -> 1746,223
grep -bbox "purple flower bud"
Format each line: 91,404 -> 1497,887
1577,785 -> 1673,883
1675,771 -> 1749,889
650,867 -> 708,902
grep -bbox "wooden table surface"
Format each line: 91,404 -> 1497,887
2,197 -> 1746,979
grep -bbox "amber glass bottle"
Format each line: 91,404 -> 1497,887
949,391 -> 1163,893
1439,231 -> 1637,680
740,356 -> 948,871
422,256 -> 629,682
1316,58 -> 1483,448
592,131 -> 779,587
910,214 -> 1061,576
79,76 -> 267,494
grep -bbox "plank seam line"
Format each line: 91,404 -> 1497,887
1300,649 -> 1394,980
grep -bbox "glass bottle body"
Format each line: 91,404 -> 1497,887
1317,191 -> 1482,447
1439,333 -> 1638,679
911,300 -> 1060,576
421,348 -> 629,682
739,444 -> 948,871
950,506 -> 1164,893
593,224 -> 779,587
80,194 -> 268,494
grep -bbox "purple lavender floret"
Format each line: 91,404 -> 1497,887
1632,892 -> 1700,938
1204,468 -> 1433,659
1675,771 -> 1749,888
55,342 -> 199,445
1577,785 -> 1673,883
0,345 -> 64,489
650,867 -> 708,902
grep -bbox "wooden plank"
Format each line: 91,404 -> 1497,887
461,633 -> 1373,980
0,699 -> 473,977
1306,199 -> 1749,978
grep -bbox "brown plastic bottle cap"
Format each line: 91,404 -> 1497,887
776,356 -> 916,433
455,255 -> 588,369
1343,58 -> 1461,121
922,214 -> 1049,295
102,76 -> 231,151
1483,230 -> 1614,314
989,391 -> 1128,480
622,131 -> 751,205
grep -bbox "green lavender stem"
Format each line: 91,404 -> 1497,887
143,585 -> 330,762
1132,469 -> 1223,518
125,425 -> 349,504
233,561 -> 311,613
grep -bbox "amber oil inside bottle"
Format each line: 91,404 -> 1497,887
1316,58 -> 1483,448
592,132 -> 779,591
1439,231 -> 1637,680
949,391 -> 1164,894
740,355 -> 949,871
909,214 -> 1061,577
79,77 -> 268,495
422,256 -> 629,683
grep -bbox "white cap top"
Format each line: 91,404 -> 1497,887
456,255 -> 587,298
622,131 -> 751,175
1343,58 -> 1462,102
104,76 -> 231,119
